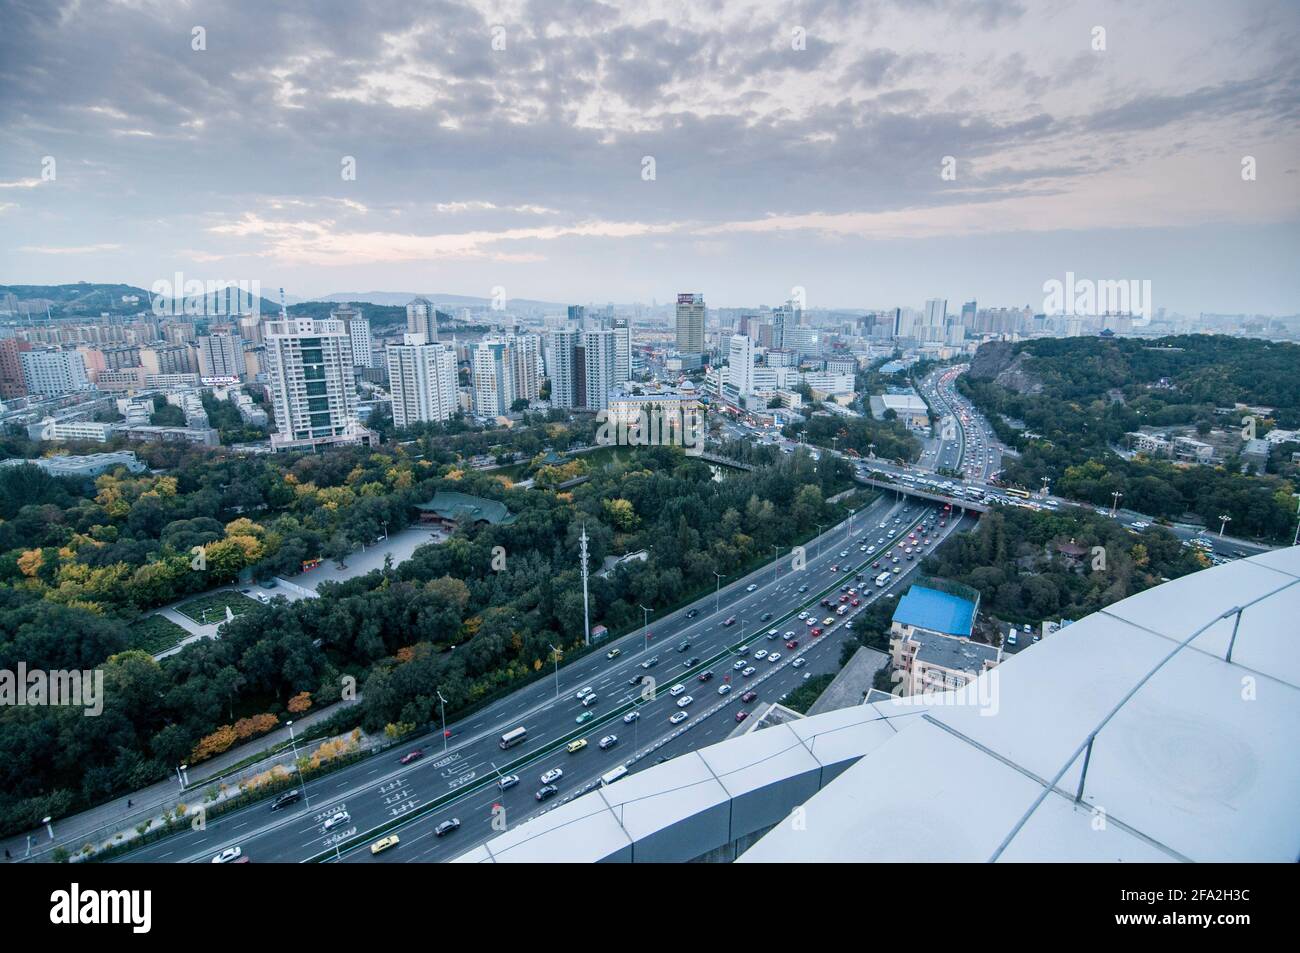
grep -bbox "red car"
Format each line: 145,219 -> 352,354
811,627 -> 823,637
839,594 -> 848,603
830,564 -> 838,572
851,598 -> 860,607
399,749 -> 424,765
741,691 -> 758,703
786,639 -> 799,650
735,710 -> 749,723
872,561 -> 881,568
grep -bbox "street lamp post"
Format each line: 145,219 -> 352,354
1110,490 -> 1123,518
639,604 -> 651,653
815,523 -> 824,559
1218,514 -> 1232,539
712,572 -> 724,613
849,507 -> 856,535
436,690 -> 449,752
548,644 -> 561,698
773,544 -> 780,583
285,721 -> 309,806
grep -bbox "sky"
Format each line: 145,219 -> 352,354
1,0 -> 1298,315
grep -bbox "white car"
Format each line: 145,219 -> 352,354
322,810 -> 350,831
839,550 -> 849,557
718,684 -> 732,695
746,583 -> 758,592
733,660 -> 747,670
669,683 -> 686,696
211,846 -> 242,864
805,617 -> 815,626
792,657 -> 806,668
741,666 -> 756,677
798,611 -> 809,620
669,711 -> 689,724
753,649 -> 768,660
768,653 -> 782,664
540,768 -> 563,784
623,711 -> 640,724
575,686 -> 593,699
676,695 -> 694,708
1132,521 -> 1150,530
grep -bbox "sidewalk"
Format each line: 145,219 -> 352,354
1,698 -> 360,863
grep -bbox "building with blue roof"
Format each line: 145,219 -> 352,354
891,585 -> 976,639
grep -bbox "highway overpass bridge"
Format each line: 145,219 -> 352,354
855,475 -> 989,514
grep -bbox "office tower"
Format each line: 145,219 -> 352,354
612,317 -> 632,383
783,325 -> 820,359
0,338 -> 32,398
406,297 -> 438,342
264,317 -> 362,451
20,348 -> 91,397
923,298 -> 947,343
471,338 -> 516,417
567,305 -> 586,328
772,300 -> 799,349
548,328 -> 580,410
387,333 -> 458,427
508,332 -> 542,402
198,332 -> 248,379
675,293 -> 705,354
961,300 -> 977,328
726,334 -> 756,396
331,306 -> 374,369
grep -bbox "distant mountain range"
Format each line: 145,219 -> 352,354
314,291 -> 569,311
0,282 -> 282,320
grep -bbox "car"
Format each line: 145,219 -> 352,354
686,608 -> 699,619
575,686 -> 593,699
753,649 -> 768,660
823,617 -> 834,626
684,656 -> 701,667
718,684 -> 732,695
567,738 -> 588,753
211,846 -> 243,864
669,711 -> 689,724
676,695 -> 694,708
540,767 -> 564,785
605,648 -> 621,660
740,690 -> 758,703
1132,521 -> 1150,530
677,641 -> 691,653
497,774 -> 520,791
735,710 -> 750,723
851,598 -> 860,607
576,711 -> 594,724
399,749 -> 424,765
323,810 -> 350,831
746,583 -> 758,592
760,611 -> 773,622
733,660 -> 746,670
582,694 -> 599,707
786,639 -> 799,649
798,585 -> 809,593
798,610 -> 809,620
370,835 -> 400,855
839,595 -> 848,603
811,627 -> 822,636
698,670 -> 714,682
723,616 -> 737,626
872,561 -> 881,568
839,550 -> 849,558
627,675 -> 644,687
640,656 -> 659,669
623,710 -> 640,724
830,564 -> 838,572
805,618 -> 815,627
892,567 -> 901,574
535,784 -> 559,801
741,666 -> 756,677
767,653 -> 781,664
669,683 -> 686,696
271,790 -> 301,811
821,598 -> 833,607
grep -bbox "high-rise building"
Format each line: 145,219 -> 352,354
961,300 -> 977,328
387,333 -> 458,427
140,344 -> 198,377
20,349 -> 91,397
726,334 -> 756,396
331,306 -> 374,369
264,317 -> 369,451
612,317 -> 632,383
198,332 -> 247,379
675,293 -> 705,355
547,328 -> 619,412
0,338 -> 32,398
406,297 -> 438,342
471,338 -> 516,418
508,332 -> 542,402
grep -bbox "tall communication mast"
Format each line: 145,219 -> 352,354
579,523 -> 591,646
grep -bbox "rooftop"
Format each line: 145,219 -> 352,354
893,585 -> 977,638
414,490 -> 517,525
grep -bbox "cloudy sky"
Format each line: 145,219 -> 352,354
2,0 -> 1298,314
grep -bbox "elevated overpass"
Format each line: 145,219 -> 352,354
855,475 -> 989,514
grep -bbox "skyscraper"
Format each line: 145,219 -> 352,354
675,293 -> 705,355
198,332 -> 247,379
406,297 -> 437,342
264,317 -> 367,451
387,333 -> 458,427
547,328 -> 618,412
508,332 -> 542,402
612,317 -> 632,383
331,306 -> 374,369
726,334 -> 756,396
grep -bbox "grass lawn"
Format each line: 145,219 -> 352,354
128,615 -> 190,655
175,591 -> 260,625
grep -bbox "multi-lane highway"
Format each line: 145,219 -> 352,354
115,492 -> 961,864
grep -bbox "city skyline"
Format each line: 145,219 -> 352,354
1,0 -> 1298,315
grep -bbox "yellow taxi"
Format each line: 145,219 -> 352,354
370,835 -> 400,855
566,738 -> 588,754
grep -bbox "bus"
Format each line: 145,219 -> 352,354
499,726 -> 528,750
1005,487 -> 1031,499
875,571 -> 892,588
600,765 -> 628,787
